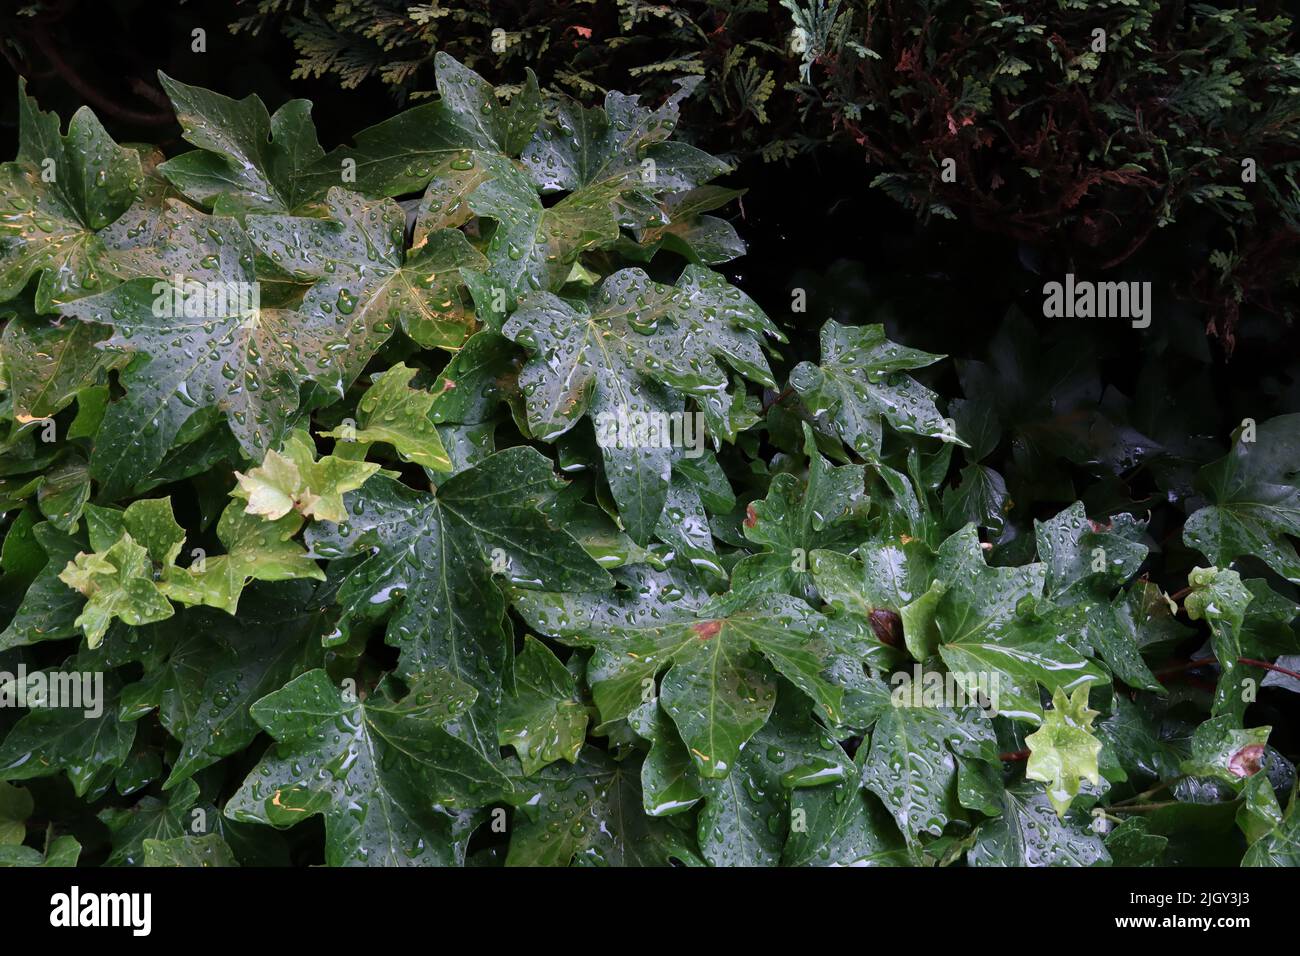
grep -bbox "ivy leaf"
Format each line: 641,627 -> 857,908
0,781 -> 33,844
0,521 -> 85,650
789,320 -> 961,459
1184,414 -> 1300,583
1025,684 -> 1103,816
697,690 -> 853,866
0,81 -> 143,310
968,782 -> 1109,866
468,155 -> 625,301
1034,503 -> 1160,691
1243,792 -> 1300,866
933,526 -> 1105,722
733,422 -> 867,599
860,704 -> 998,843
0,834 -> 81,867
0,315 -> 124,424
233,430 -> 381,522
783,770 -> 908,866
305,450 -> 611,687
521,79 -> 726,218
497,635 -> 588,775
305,54 -> 540,200
1180,714 -> 1271,786
118,587 -> 326,788
504,266 -> 780,542
1105,818 -> 1169,866
575,594 -> 849,778
247,189 -> 486,385
811,536 -> 943,661
98,778 -> 199,866
59,533 -> 175,646
156,74 -> 326,215
506,748 -> 700,866
320,364 -> 450,472
1184,565 -> 1254,719
143,833 -> 239,867
227,668 -> 478,866
60,218 -> 326,499
0,658 -> 135,799
158,501 -> 324,615
634,186 -> 747,265
629,697 -> 703,817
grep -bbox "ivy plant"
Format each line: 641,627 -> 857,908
0,56 -> 1298,869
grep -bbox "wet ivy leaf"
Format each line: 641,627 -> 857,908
1180,714 -> 1270,786
572,594 -> 848,778
783,745 -> 908,866
497,635 -> 588,775
511,563 -> 710,657
319,363 -> 450,472
629,697 -> 703,817
1025,685 -> 1104,816
154,594 -> 328,789
1184,565 -> 1254,719
1184,414 -> 1300,584
506,748 -> 700,866
0,315 -> 123,424
789,320 -> 961,459
861,704 -> 998,843
0,81 -> 143,310
233,429 -> 381,522
505,266 -> 780,542
933,526 -> 1105,722
0,521 -> 84,651
305,54 -> 540,200
634,186 -> 747,265
60,217 -> 328,499
697,691 -> 852,866
942,463 -> 1009,534
0,657 -> 135,799
142,832 -> 239,867
248,188 -> 487,375
812,536 -> 942,660
99,779 -> 201,866
468,154 -> 624,300
227,668 -> 477,866
733,422 -> 867,599
157,74 -> 326,215
59,533 -> 175,646
1034,502 -> 1160,692
1242,792 -> 1300,866
306,449 -> 611,687
968,783 -> 1109,866
1104,818 -> 1169,866
36,455 -> 90,532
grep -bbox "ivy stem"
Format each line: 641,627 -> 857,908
1155,655 -> 1300,684
32,23 -> 173,125
1109,776 -> 1185,808
998,749 -> 1029,762
1239,657 -> 1300,683
1108,801 -> 1182,813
